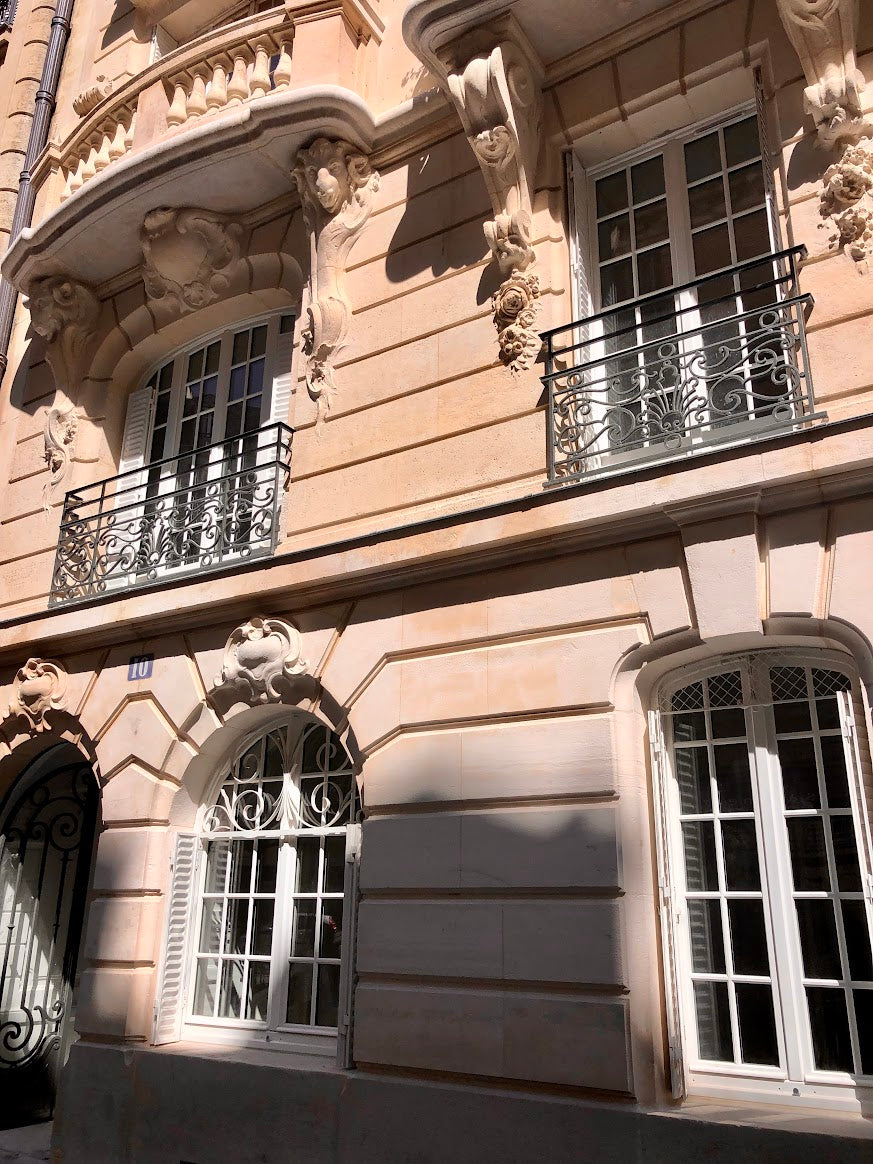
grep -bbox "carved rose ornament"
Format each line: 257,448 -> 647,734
820,140 -> 873,266
214,616 -> 309,704
7,659 -> 68,733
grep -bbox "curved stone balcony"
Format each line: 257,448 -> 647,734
2,0 -> 440,294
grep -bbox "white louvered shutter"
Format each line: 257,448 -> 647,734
269,319 -> 295,427
649,710 -> 687,1100
119,384 -> 154,477
153,831 -> 199,1046
336,822 -> 362,1069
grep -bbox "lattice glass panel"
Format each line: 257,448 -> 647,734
667,681 -> 705,713
707,671 -> 743,708
813,669 -> 852,698
769,666 -> 808,703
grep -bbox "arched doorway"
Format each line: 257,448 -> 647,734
0,745 -> 98,1126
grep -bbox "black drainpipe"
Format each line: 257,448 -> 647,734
0,0 -> 75,377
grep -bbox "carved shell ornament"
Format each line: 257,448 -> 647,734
214,617 -> 309,704
7,659 -> 68,733
140,207 -> 243,314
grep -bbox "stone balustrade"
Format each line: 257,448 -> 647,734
56,7 -> 293,204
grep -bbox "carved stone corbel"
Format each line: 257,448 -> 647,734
776,0 -> 870,146
291,138 -> 380,415
140,207 -> 243,315
25,275 -> 100,504
6,658 -> 68,734
213,616 -> 309,705
440,18 -> 543,372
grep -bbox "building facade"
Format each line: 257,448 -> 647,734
0,0 -> 872,1158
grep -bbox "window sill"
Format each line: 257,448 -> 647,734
150,1037 -> 345,1074
658,1094 -> 873,1139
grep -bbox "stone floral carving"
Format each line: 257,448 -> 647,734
776,0 -> 870,145
292,138 -> 380,414
25,275 -> 100,501
214,616 -> 309,704
7,659 -> 67,733
819,139 -> 873,265
140,207 -> 243,314
492,270 -> 540,371
442,19 -> 543,372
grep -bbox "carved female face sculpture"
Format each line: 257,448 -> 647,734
472,124 -> 516,169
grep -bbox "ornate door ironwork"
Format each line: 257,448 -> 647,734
0,757 -> 97,1123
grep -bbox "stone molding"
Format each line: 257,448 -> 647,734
435,17 -> 544,372
292,137 -> 380,414
140,207 -> 244,315
776,0 -> 870,145
7,659 -> 68,734
213,616 -> 309,704
73,77 -> 112,118
819,138 -> 873,266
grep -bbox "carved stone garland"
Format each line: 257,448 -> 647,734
25,275 -> 100,506
140,207 -> 243,315
443,21 -> 544,372
7,658 -> 68,734
291,138 -> 380,415
214,616 -> 309,704
776,0 -> 870,147
819,138 -> 873,266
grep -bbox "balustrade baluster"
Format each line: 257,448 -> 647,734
107,119 -> 128,161
207,62 -> 227,112
250,43 -> 271,98
92,132 -> 111,172
187,71 -> 208,119
166,82 -> 188,127
227,54 -> 249,104
273,41 -> 292,90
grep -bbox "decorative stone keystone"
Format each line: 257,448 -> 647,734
214,617 -> 309,704
140,207 -> 243,314
776,0 -> 870,146
292,138 -> 380,415
7,659 -> 68,733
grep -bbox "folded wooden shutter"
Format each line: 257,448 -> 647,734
119,384 -> 154,477
152,831 -> 199,1046
649,710 -> 687,1100
336,822 -> 362,1069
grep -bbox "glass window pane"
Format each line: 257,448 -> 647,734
733,209 -> 770,262
710,708 -> 745,739
688,899 -> 725,973
853,989 -> 873,1075
198,900 -> 223,954
707,672 -> 743,708
251,325 -> 268,360
806,986 -> 854,1072
321,900 -> 344,960
232,330 -> 249,364
688,177 -> 726,229
256,840 -> 279,895
788,818 -> 829,891
316,963 -> 341,1028
672,682 -> 703,712
286,962 -> 313,1025
193,958 -> 218,1016
831,816 -> 862,892
637,244 -> 673,295
280,314 -> 294,334
672,711 -> 706,743
600,258 -> 634,307
842,900 -> 873,982
722,820 -> 760,890
795,899 -> 841,979
223,898 -> 248,955
728,162 -> 765,214
729,899 -> 770,976
596,171 -> 628,217
251,900 -> 274,957
218,959 -> 245,1018
205,341 -> 220,376
246,961 -> 270,1021
187,347 -> 204,381
634,200 -> 669,248
724,117 -> 760,168
292,899 -> 317,957
773,700 -> 812,734
736,983 -> 779,1065
205,840 -> 231,893
247,358 -> 265,398
714,743 -> 752,813
685,133 -> 721,182
816,697 -> 841,730
598,214 -> 631,261
227,841 -> 253,894
295,838 -> 320,893
631,156 -> 665,203
229,365 -> 246,401
820,738 -> 851,808
693,980 -> 732,1061
778,737 -> 820,810
692,224 -> 732,276
675,747 -> 712,815
683,821 -> 719,891
324,835 -> 346,894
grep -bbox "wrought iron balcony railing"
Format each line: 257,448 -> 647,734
0,0 -> 15,28
50,422 -> 292,606
543,247 -> 821,486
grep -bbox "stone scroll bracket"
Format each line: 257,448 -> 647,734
24,275 -> 101,506
291,138 -> 380,417
433,16 -> 545,373
776,0 -> 871,147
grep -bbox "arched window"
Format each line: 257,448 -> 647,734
653,652 -> 873,1107
155,719 -> 360,1059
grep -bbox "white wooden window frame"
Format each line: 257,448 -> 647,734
652,649 -> 873,1111
159,721 -> 360,1062
569,97 -> 786,466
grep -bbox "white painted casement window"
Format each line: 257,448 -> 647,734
651,653 -> 873,1108
153,721 -> 362,1063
